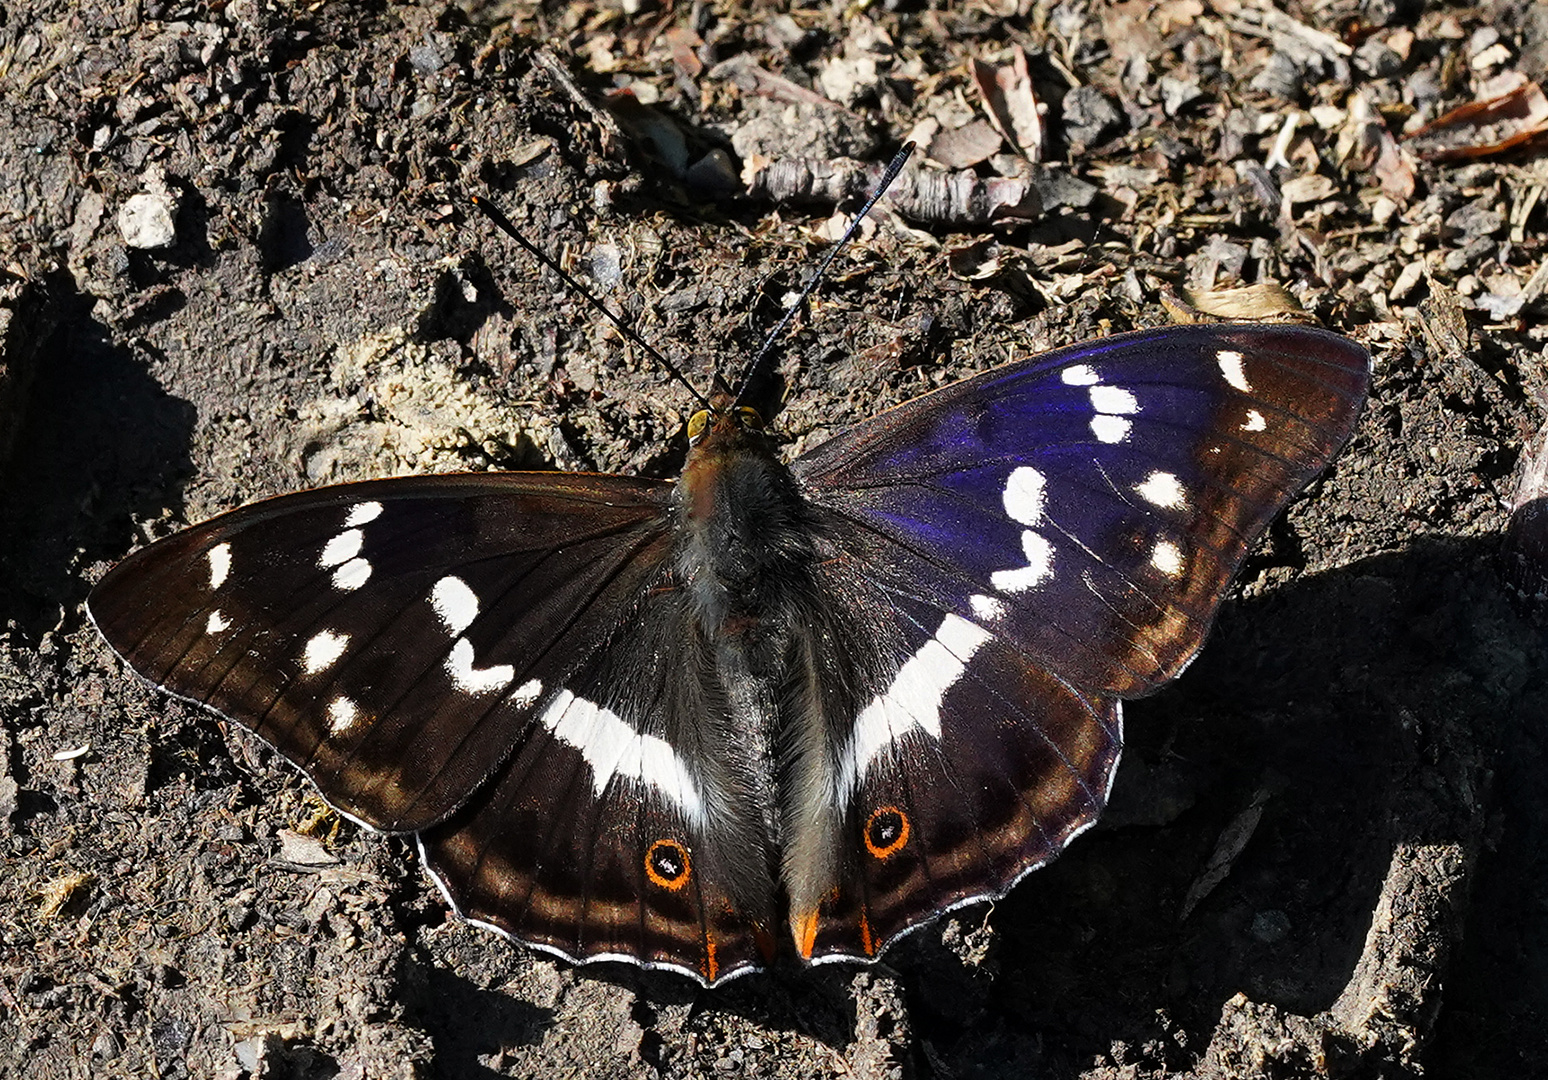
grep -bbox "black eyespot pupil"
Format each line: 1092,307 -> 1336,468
650,845 -> 683,879
869,811 -> 902,847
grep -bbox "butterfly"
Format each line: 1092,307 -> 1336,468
89,280 -> 1369,985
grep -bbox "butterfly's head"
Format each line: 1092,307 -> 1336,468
685,401 -> 767,451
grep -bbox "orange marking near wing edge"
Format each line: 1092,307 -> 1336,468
859,908 -> 875,956
704,935 -> 719,982
794,909 -> 819,959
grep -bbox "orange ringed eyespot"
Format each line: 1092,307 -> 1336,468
645,838 -> 691,891
864,806 -> 910,859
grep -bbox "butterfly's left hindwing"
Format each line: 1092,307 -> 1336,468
89,473 -> 676,830
418,583 -> 780,983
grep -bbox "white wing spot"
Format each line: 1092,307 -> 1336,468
303,629 -> 350,674
512,678 -> 543,707
1061,364 -> 1100,386
969,593 -> 1005,620
1242,409 -> 1267,432
1218,350 -> 1250,392
431,576 -> 480,636
539,689 -> 705,825
345,501 -> 384,527
1151,538 -> 1186,577
445,637 -> 515,694
1089,385 -> 1139,415
1090,414 -> 1132,444
1136,470 -> 1187,510
327,696 -> 360,734
207,543 -> 231,590
838,613 -> 995,798
319,529 -> 363,568
1001,466 -> 1047,526
332,557 -> 372,591
205,610 -> 230,634
990,529 -> 1054,593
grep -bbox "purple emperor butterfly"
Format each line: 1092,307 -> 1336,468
90,309 -> 1369,984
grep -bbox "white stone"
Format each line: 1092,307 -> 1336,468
118,192 -> 177,249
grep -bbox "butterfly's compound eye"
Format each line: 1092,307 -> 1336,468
736,407 -> 765,430
687,410 -> 711,443
645,838 -> 692,890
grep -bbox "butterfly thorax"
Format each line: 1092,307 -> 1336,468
675,406 -> 816,638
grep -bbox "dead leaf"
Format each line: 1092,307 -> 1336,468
1416,272 -> 1472,364
972,46 -> 1042,163
707,54 -> 851,112
1280,173 -> 1338,206
1338,93 -> 1415,202
276,829 -> 340,868
1180,792 -> 1268,920
946,238 -> 1004,280
1101,0 -> 1165,64
664,26 -> 703,80
1168,283 -> 1310,322
1403,79 -> 1548,162
927,119 -> 1004,169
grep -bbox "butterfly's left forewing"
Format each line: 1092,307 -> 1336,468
88,473 -> 678,830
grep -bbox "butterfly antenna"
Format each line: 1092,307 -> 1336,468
730,141 -> 916,409
470,194 -> 711,411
